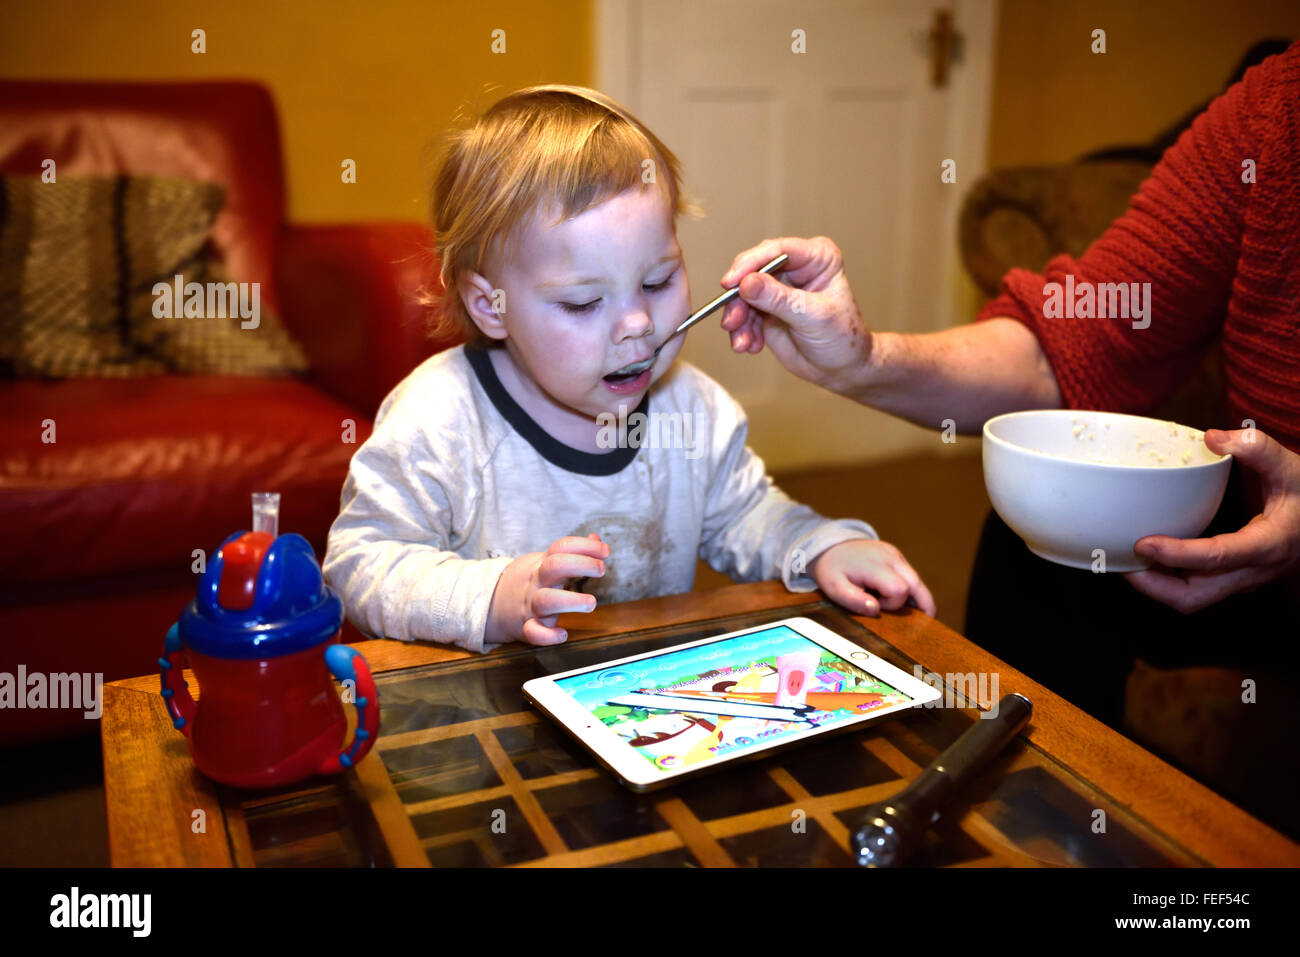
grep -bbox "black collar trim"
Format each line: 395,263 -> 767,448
465,344 -> 648,476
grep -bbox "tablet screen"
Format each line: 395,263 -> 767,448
552,623 -> 912,773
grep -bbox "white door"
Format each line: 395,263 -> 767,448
598,0 -> 996,469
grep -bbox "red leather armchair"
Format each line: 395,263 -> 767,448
0,81 -> 458,746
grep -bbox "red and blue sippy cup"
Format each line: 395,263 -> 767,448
160,493 -> 379,789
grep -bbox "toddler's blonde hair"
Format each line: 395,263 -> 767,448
428,85 -> 694,343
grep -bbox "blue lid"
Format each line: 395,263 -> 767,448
179,532 -> 343,660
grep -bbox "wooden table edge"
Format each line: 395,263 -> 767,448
102,580 -> 1299,867
101,681 -> 234,867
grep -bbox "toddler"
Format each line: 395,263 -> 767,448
324,85 -> 935,651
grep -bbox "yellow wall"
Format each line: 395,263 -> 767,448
0,0 -> 592,222
11,1 -> 1293,219
989,0 -> 1300,168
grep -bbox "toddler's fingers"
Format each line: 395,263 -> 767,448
818,571 -> 881,617
522,617 -> 568,645
547,535 -> 610,559
889,560 -> 937,618
848,565 -> 911,611
530,586 -> 597,619
537,552 -> 605,588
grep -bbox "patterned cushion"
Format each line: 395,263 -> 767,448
0,175 -> 306,377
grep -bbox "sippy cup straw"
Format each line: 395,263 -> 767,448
251,492 -> 280,538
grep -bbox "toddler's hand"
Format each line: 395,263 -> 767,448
808,539 -> 936,618
485,533 -> 608,645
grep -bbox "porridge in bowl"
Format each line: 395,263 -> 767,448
982,410 -> 1231,572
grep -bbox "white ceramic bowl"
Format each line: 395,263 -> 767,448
982,410 -> 1231,572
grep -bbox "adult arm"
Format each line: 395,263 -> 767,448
716,236 -> 1061,432
720,39 -> 1264,431
719,43 -> 1299,613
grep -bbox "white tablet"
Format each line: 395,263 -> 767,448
522,616 -> 942,792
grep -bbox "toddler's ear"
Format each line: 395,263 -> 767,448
459,270 -> 508,340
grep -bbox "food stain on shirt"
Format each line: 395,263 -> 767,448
569,515 -> 674,604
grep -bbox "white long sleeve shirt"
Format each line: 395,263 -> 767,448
323,344 -> 878,653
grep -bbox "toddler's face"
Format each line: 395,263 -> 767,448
473,186 -> 690,420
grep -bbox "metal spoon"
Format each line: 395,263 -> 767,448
610,253 -> 789,377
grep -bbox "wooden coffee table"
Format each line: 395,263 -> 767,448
102,581 -> 1300,867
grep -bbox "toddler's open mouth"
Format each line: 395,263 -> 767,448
603,356 -> 655,383
602,361 -> 654,394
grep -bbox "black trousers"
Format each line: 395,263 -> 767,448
964,466 -> 1299,840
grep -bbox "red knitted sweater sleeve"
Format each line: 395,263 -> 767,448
976,56 -> 1265,413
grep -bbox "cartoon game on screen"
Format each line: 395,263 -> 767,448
553,626 -> 911,771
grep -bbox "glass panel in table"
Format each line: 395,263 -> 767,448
235,603 -> 1203,867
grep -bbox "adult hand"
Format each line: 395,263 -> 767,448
1126,428 -> 1300,612
719,236 -> 873,396
485,533 -> 607,644
719,236 -> 1062,428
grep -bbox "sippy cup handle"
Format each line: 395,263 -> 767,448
160,622 -> 197,737
319,644 -> 380,774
